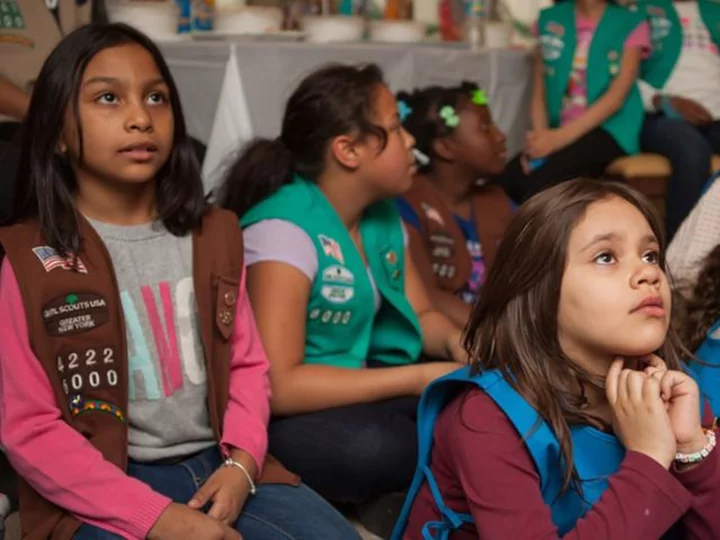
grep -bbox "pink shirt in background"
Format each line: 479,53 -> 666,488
0,259 -> 271,538
533,18 -> 650,124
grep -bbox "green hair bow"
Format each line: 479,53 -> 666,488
472,89 -> 488,106
439,105 -> 460,128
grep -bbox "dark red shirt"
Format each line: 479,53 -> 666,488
405,388 -> 720,539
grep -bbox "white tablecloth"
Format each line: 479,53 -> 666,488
161,41 -> 532,192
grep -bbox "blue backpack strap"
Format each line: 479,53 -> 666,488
477,371 -> 564,502
392,367 -> 563,539
391,366 -> 476,540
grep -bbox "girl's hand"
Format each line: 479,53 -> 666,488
149,503 -> 241,540
606,358 -> 677,468
525,129 -> 567,159
644,366 -> 706,455
189,452 -> 255,526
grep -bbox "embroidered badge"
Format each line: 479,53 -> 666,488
32,246 -> 88,274
321,285 -> 355,304
341,311 -> 352,324
0,0 -> 25,30
546,22 -> 565,37
58,347 -> 119,395
322,265 -> 355,285
432,245 -> 453,259
318,235 -> 344,264
421,203 -> 445,226
0,34 -> 32,47
540,35 -> 564,61
430,233 -> 454,246
70,394 -> 125,424
43,292 -> 109,336
321,310 -> 333,323
309,308 -> 321,320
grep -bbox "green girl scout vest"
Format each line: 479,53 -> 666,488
635,0 -> 720,89
538,2 -> 646,154
240,178 -> 423,369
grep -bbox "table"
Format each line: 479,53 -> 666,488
161,40 -> 532,192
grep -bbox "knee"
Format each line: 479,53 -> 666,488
644,121 -> 712,171
336,422 -> 418,480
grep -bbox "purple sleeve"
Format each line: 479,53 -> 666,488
0,258 -> 171,538
243,220 -> 318,281
446,390 -> 693,539
671,429 -> 720,538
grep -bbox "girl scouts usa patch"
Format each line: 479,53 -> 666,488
43,292 -> 110,336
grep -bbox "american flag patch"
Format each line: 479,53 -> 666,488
318,235 -> 344,264
32,246 -> 88,274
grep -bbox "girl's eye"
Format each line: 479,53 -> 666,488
147,92 -> 167,105
594,251 -> 615,265
97,92 -> 118,104
642,250 -> 660,264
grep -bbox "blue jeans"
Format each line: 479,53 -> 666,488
73,446 -> 359,540
641,114 -> 720,241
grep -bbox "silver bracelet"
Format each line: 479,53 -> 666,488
222,457 -> 257,495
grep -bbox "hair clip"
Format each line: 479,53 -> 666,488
472,89 -> 488,106
439,105 -> 460,128
398,100 -> 413,122
413,148 -> 431,166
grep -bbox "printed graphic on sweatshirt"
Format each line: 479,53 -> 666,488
122,276 -> 207,401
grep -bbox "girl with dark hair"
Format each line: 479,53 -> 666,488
496,0 -> 649,203
0,23 -> 358,540
394,179 -> 720,539
395,82 -> 513,326
219,64 -> 466,515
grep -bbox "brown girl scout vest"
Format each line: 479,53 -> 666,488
0,208 -> 298,540
402,178 -> 512,295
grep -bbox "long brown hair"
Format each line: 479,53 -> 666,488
463,179 -> 686,494
681,244 -> 720,352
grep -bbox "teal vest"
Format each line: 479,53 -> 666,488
636,0 -> 720,88
538,2 -> 646,154
240,179 -> 423,369
392,366 -> 626,539
691,319 -> 720,416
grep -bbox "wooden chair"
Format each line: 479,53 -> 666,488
606,153 -> 720,220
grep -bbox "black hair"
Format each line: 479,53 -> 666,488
219,63 -> 387,218
8,23 -> 206,257
396,80 -> 480,174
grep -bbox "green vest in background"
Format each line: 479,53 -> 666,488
635,0 -> 720,88
538,2 -> 645,154
240,178 -> 423,369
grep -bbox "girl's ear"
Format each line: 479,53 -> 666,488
432,136 -> 456,163
329,134 -> 362,170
